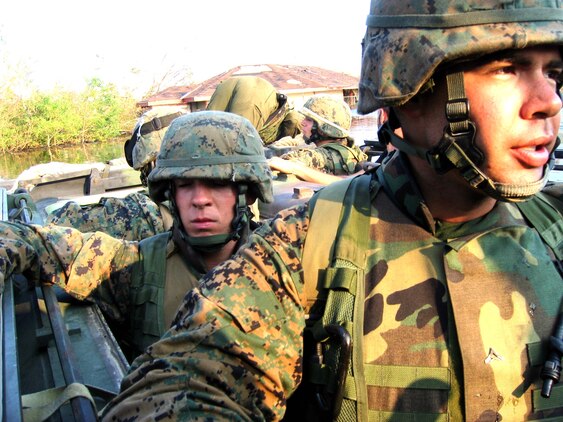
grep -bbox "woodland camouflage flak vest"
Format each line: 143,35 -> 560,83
286,173 -> 563,421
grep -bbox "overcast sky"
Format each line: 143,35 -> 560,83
1,1 -> 369,98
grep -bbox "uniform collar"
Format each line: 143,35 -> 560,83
376,151 -> 525,239
377,151 -> 437,234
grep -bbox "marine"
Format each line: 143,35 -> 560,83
45,106 -> 186,240
0,111 -> 273,361
269,95 -> 369,181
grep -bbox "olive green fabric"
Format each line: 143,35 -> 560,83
208,77 -> 279,131
130,232 -> 201,358
207,76 -> 302,144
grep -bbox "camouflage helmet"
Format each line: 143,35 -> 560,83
148,111 -> 273,204
358,0 -> 563,114
300,95 -> 351,139
124,106 -> 187,170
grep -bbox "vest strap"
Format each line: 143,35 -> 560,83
302,174 -> 375,421
533,384 -> 563,412
362,364 -> 451,389
366,410 -> 449,422
22,383 -> 95,422
131,232 -> 171,355
517,192 -> 563,260
322,143 -> 364,173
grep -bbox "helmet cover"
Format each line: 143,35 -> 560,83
125,106 -> 187,170
148,111 -> 273,204
358,0 -> 563,114
300,95 -> 352,138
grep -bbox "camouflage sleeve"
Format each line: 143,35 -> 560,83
281,148 -> 331,173
0,221 -> 139,323
101,204 -> 311,421
46,192 -> 165,241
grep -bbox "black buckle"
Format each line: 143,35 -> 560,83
151,117 -> 163,131
541,311 -> 563,398
314,324 -> 352,419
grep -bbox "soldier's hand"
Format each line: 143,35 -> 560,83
0,236 -> 35,294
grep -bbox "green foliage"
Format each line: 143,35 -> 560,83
0,78 -> 139,152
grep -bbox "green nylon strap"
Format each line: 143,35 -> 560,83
342,364 -> 450,402
22,383 -> 95,422
528,341 -> 549,367
322,143 -> 363,161
331,175 -> 372,266
303,177 -> 354,300
302,174 -> 379,421
259,101 -> 289,144
517,192 -> 563,260
366,8 -> 563,29
366,410 -> 449,422
445,72 -> 470,135
139,112 -> 183,136
307,174 -> 373,421
132,232 -> 170,346
533,384 -> 563,411
321,144 -> 353,174
322,267 -> 358,292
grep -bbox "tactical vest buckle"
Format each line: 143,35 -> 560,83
314,324 -> 352,420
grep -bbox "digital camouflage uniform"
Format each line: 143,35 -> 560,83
98,0 -> 563,420
281,95 -> 368,175
0,111 -> 273,362
46,192 -> 171,241
281,143 -> 368,175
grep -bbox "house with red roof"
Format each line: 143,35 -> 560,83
137,64 -> 360,112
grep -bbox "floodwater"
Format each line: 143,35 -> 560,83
0,113 -> 380,181
0,141 -> 126,181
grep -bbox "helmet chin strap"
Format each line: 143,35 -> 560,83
380,71 -> 557,202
